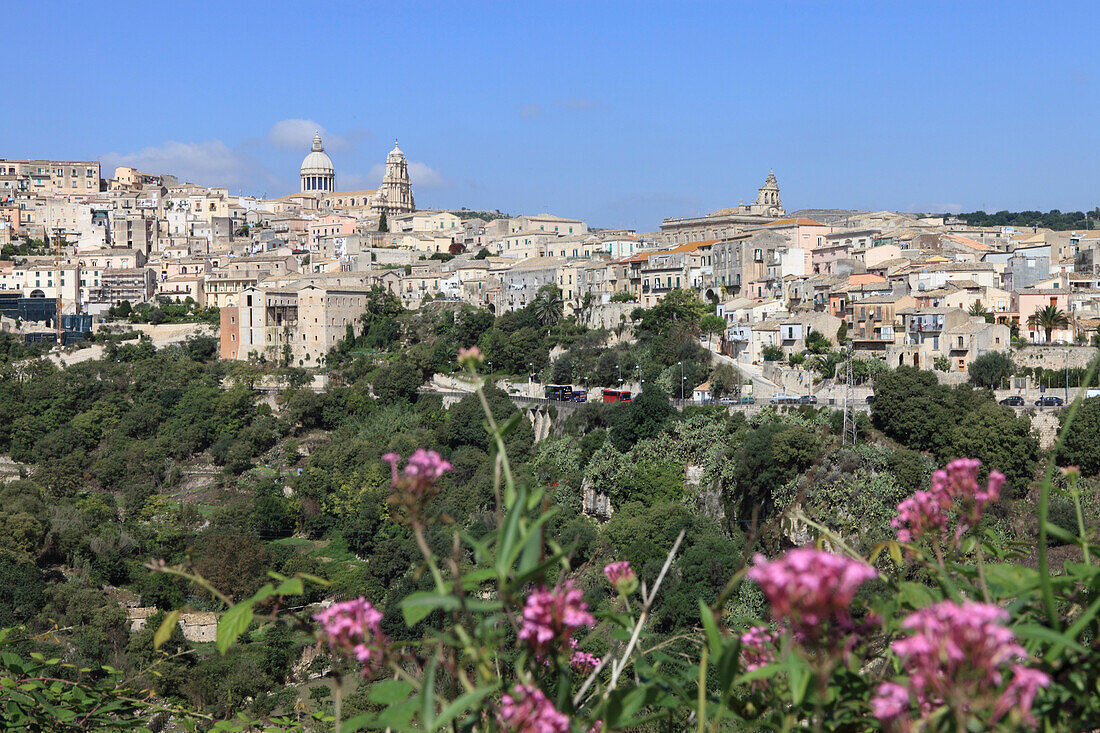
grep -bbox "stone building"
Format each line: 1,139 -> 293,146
293,134 -> 417,218
300,133 -> 336,193
659,172 -> 786,244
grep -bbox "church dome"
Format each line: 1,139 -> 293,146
387,139 -> 405,161
300,132 -> 336,193
300,133 -> 334,174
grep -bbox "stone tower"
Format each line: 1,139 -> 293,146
376,140 -> 415,214
753,171 -> 783,214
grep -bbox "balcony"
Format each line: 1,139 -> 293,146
908,318 -> 944,332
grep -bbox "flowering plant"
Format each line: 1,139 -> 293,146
139,353 -> 1100,733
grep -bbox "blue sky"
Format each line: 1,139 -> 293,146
6,1 -> 1099,229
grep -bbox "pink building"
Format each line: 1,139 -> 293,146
1015,289 -> 1072,343
308,215 -> 356,248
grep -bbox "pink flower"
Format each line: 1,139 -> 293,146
893,458 -> 1004,546
457,346 -> 485,369
877,601 -> 1049,727
892,490 -> 946,544
382,449 -> 453,500
570,650 -> 601,674
518,580 -> 595,660
499,684 -> 569,733
739,625 -> 777,674
746,548 -> 876,644
314,598 -> 389,676
603,560 -> 637,595
871,682 -> 911,729
993,665 -> 1051,725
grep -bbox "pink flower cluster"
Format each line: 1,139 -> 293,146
313,598 -> 389,676
518,580 -> 595,660
603,560 -> 637,595
872,601 -> 1050,727
739,625 -> 777,674
570,649 -> 601,674
499,684 -> 570,733
892,458 -> 1004,545
382,449 -> 453,499
747,548 -> 876,643
457,346 -> 485,369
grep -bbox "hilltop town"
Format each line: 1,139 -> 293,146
2,141 -> 1097,399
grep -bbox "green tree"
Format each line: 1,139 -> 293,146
0,554 -> 46,627
699,313 -> 726,351
1056,397 -> 1100,475
968,351 -> 1014,389
531,284 -> 564,333
805,328 -> 832,355
378,211 -> 389,232
609,384 -> 674,452
728,423 -> 820,519
709,362 -> 741,398
631,289 -> 708,340
1027,304 -> 1069,343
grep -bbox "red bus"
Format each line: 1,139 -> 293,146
602,388 -> 632,404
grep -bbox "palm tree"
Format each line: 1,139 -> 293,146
1027,304 -> 1069,343
532,285 -> 564,333
968,302 -> 990,319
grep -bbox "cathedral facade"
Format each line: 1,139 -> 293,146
659,172 -> 786,244
294,133 -> 415,216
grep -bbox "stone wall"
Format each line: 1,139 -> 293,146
128,607 -> 219,643
586,303 -> 635,331
1012,345 -> 1096,371
1030,410 -> 1061,451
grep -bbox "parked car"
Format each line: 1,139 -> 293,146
1035,396 -> 1064,407
735,396 -> 756,404
798,395 -> 818,404
999,395 -> 1025,406
770,394 -> 798,405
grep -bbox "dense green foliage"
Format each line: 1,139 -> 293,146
959,208 -> 1100,230
0,291 -> 1092,729
968,350 -> 1014,388
871,367 -> 1038,494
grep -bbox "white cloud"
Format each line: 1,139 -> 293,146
265,119 -> 367,154
102,140 -> 277,190
518,104 -> 543,119
367,161 -> 449,190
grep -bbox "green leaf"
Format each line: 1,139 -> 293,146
273,577 -> 304,596
888,540 -> 904,566
368,679 -> 414,705
248,583 -> 276,605
340,712 -> 375,733
153,610 -> 180,650
421,655 -> 438,729
699,600 -> 723,658
400,591 -> 460,626
433,686 -> 494,730
458,567 -> 496,590
215,602 -> 254,655
295,572 -> 330,587
1013,623 -> 1088,655
897,581 -> 936,609
374,698 -> 418,730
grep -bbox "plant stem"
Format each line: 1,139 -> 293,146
334,675 -> 343,733
1070,480 -> 1091,566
